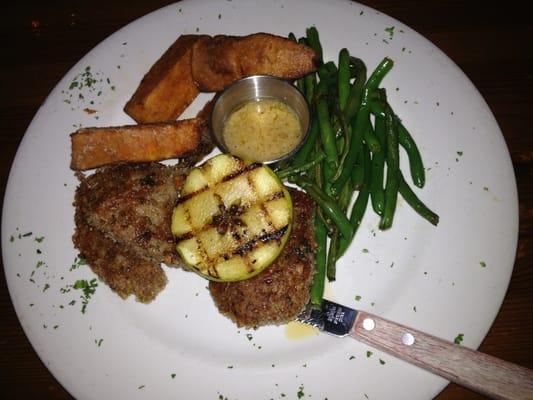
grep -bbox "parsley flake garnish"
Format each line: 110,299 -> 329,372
73,278 -> 98,313
454,333 -> 464,345
297,385 -> 305,399
70,255 -> 87,271
384,26 -> 395,39
366,350 -> 373,358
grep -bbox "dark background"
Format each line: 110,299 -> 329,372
1,1 -> 532,399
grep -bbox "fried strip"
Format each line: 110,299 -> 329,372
70,118 -> 205,170
191,33 -> 317,92
124,35 -> 206,123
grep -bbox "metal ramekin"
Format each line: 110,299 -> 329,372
209,75 -> 311,164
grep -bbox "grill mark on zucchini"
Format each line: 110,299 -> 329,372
222,162 -> 262,182
266,190 -> 285,201
174,191 -> 286,242
174,231 -> 193,242
223,225 -> 289,259
246,172 -> 278,238
175,162 -> 262,205
180,224 -> 289,275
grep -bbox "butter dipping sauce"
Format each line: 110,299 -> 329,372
223,99 -> 302,162
210,75 -> 310,163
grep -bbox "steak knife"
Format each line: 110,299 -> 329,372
298,299 -> 533,400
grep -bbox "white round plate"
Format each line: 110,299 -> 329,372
2,1 -> 518,399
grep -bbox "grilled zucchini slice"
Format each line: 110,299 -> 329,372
171,154 -> 292,281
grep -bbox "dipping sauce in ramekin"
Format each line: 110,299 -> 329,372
210,75 -> 310,163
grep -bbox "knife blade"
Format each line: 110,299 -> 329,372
298,299 -> 533,400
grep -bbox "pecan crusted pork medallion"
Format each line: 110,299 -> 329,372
208,188 -> 316,328
73,162 -> 187,303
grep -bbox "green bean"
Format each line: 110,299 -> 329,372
350,149 -> 364,190
328,179 -> 354,276
322,158 -> 335,197
332,89 -> 368,193
310,214 -> 327,307
313,140 -> 323,185
296,178 -> 353,240
306,26 -> 323,65
290,70 -> 318,166
296,77 -> 306,94
340,177 -> 355,210
370,115 -> 386,215
369,99 -> 426,189
338,48 -> 351,111
363,114 -> 381,153
344,57 -> 367,123
317,208 -> 335,236
337,144 -> 371,257
304,72 -> 316,105
316,98 -> 338,167
292,116 -> 319,165
317,61 -> 338,82
366,57 -> 394,90
326,230 -> 340,281
397,122 -> 425,188
331,108 -> 351,182
398,171 -> 439,225
368,98 -> 385,118
352,145 -> 372,225
276,152 -> 326,179
380,106 -> 400,230
313,142 -> 336,235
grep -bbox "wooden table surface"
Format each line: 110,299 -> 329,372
1,1 -> 531,399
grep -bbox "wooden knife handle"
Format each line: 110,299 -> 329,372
350,310 -> 533,400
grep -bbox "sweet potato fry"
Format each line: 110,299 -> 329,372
191,33 -> 317,92
70,118 -> 205,170
124,35 -> 206,123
